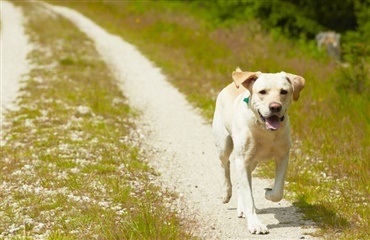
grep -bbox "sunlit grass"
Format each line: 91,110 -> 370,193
0,2 -> 194,239
54,1 -> 370,239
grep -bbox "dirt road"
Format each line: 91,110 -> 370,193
3,1 -> 317,239
1,1 -> 31,120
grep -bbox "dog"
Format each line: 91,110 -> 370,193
212,68 -> 305,234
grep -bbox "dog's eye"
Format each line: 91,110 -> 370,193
280,90 -> 288,95
259,90 -> 267,95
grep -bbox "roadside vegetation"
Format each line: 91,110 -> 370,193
54,1 -> 369,239
0,2 -> 194,239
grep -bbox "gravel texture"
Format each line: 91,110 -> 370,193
1,1 -> 32,120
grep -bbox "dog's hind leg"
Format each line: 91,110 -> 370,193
213,119 -> 233,203
218,135 -> 233,203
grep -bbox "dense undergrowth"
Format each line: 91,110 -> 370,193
54,1 -> 369,239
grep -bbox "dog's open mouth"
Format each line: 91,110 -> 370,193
258,111 -> 284,131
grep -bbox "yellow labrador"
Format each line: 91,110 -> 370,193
212,68 -> 305,234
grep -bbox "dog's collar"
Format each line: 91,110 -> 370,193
243,97 -> 249,104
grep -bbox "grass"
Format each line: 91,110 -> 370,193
51,1 -> 369,239
0,2 -> 194,239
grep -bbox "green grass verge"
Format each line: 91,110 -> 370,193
51,1 -> 369,239
0,2 -> 194,239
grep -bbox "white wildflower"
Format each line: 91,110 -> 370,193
70,131 -> 82,142
33,222 -> 45,233
70,167 -> 79,173
76,105 -> 91,115
98,201 -> 110,208
24,119 -> 34,127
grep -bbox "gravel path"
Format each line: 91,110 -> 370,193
3,1 -> 317,239
0,1 -> 32,121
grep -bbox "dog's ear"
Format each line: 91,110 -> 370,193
286,73 -> 305,101
232,68 -> 260,90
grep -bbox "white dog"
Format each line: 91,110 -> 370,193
212,68 -> 305,234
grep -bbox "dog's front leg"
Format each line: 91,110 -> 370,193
265,153 -> 289,202
235,157 -> 269,234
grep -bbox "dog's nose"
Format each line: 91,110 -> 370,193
269,102 -> 282,112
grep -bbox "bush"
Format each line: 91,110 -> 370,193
338,0 -> 370,96
338,36 -> 370,97
189,0 -> 358,38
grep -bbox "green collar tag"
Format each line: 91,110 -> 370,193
243,97 -> 249,104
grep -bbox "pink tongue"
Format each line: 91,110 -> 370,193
265,116 -> 281,130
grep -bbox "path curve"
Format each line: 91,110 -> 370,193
47,3 -> 317,239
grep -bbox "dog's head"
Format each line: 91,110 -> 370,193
232,68 -> 305,131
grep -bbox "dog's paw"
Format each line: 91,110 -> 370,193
248,223 -> 269,235
264,188 -> 283,202
222,188 -> 232,203
237,199 -> 244,218
222,195 -> 231,204
247,215 -> 269,234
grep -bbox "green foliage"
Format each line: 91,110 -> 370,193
190,0 -> 358,38
337,42 -> 370,96
282,0 -> 358,34
337,0 -> 370,96
254,0 -> 321,38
